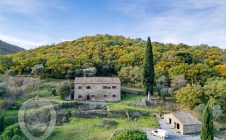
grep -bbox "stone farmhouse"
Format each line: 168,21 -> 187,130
74,77 -> 121,102
164,112 -> 202,135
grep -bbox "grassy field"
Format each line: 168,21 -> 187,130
109,93 -> 156,113
47,91 -> 159,140
2,78 -> 160,139
48,116 -> 159,140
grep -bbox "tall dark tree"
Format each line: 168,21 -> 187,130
143,37 -> 155,97
0,115 -> 4,133
201,102 -> 214,140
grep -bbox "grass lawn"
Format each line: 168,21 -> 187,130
48,93 -> 159,140
2,78 -> 160,140
109,93 -> 157,113
48,116 -> 159,140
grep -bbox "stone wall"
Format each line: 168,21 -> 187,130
164,114 -> 184,134
73,110 -> 152,118
74,83 -> 121,102
183,124 -> 201,135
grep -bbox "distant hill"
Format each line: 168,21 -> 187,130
1,34 -> 226,81
0,40 -> 25,54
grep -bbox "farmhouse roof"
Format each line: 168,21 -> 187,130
75,77 -> 121,84
171,112 -> 202,125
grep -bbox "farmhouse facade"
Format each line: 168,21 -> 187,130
74,77 -> 121,102
164,112 -> 202,135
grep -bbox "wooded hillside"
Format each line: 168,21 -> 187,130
0,34 -> 226,83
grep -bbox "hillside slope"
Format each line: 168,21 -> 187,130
0,40 -> 25,54
1,34 -> 226,81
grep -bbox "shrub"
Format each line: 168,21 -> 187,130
51,89 -> 57,96
0,100 -> 7,109
60,102 -> 79,109
111,129 -> 148,140
0,123 -> 26,140
156,106 -> 164,115
5,70 -> 16,76
0,83 -> 8,97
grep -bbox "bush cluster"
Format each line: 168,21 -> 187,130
111,129 -> 147,140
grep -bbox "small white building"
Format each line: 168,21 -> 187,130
74,77 -> 121,102
164,112 -> 202,135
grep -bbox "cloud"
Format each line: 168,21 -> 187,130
110,0 -> 226,48
0,34 -> 45,49
0,0 -> 64,15
0,0 -> 66,49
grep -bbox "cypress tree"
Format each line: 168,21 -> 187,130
201,102 -> 214,140
143,37 -> 155,96
0,115 -> 4,133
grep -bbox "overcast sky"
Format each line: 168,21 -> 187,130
0,0 -> 226,49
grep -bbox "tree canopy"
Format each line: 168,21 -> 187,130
0,34 -> 224,84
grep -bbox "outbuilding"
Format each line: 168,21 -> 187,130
164,112 -> 202,135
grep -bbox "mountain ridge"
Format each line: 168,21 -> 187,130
0,40 -> 25,54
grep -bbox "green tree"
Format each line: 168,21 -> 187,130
56,81 -> 71,99
170,75 -> 187,91
201,103 -> 214,140
176,84 -> 203,109
65,69 -> 75,79
203,78 -> 226,111
31,64 -> 44,77
118,66 -> 142,87
176,52 -> 193,64
142,37 -> 155,97
156,75 -> 172,102
0,56 -> 13,73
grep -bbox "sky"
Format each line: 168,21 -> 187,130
0,0 -> 226,49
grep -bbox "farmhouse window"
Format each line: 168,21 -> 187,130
103,86 -> 111,89
91,95 -> 95,98
113,95 -> 116,97
78,86 -> 82,89
78,95 -> 82,98
112,86 -> 116,89
86,86 -> 91,89
104,95 -> 107,97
